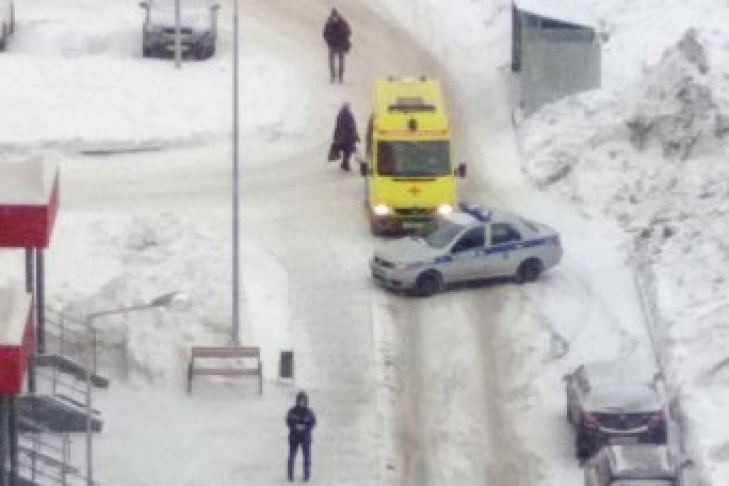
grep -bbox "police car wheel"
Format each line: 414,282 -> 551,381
414,271 -> 442,296
516,258 -> 543,283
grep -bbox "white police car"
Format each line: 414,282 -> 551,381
370,203 -> 563,296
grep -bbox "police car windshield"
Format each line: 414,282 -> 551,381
377,141 -> 450,177
422,219 -> 464,249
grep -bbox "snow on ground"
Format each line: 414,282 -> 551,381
519,0 -> 729,484
2,0 -> 727,485
0,0 -> 315,157
4,0 -> 428,484
382,0 -> 729,485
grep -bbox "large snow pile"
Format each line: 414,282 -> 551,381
522,26 -> 729,484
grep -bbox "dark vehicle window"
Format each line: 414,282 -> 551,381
491,223 -> 522,245
376,141 -> 450,177
451,227 -> 485,253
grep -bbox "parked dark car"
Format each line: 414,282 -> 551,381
564,360 -> 667,460
584,444 -> 686,486
139,0 -> 219,60
0,0 -> 15,51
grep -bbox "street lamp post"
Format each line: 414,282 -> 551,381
84,292 -> 189,486
231,0 -> 241,345
174,0 -> 182,68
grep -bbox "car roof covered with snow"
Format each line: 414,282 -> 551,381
604,444 -> 676,479
578,360 -> 663,412
584,384 -> 662,412
581,359 -> 660,388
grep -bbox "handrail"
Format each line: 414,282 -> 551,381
43,307 -> 99,375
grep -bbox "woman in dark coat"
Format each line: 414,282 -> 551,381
332,102 -> 359,171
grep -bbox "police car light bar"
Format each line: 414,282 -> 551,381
458,202 -> 491,222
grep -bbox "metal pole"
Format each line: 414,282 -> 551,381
8,398 -> 17,486
175,0 -> 182,68
25,249 -> 36,393
36,250 -> 45,355
85,315 -> 94,486
231,0 -> 241,345
81,296 -> 182,485
0,398 -> 6,486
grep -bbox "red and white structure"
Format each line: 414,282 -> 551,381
0,156 -> 60,355
0,288 -> 34,396
0,157 -> 60,248
0,157 -> 60,484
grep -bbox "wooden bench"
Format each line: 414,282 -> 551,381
187,346 -> 263,394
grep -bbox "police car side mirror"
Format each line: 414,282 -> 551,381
455,163 -> 467,178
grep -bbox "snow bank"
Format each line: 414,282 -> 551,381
522,25 -> 729,485
50,211 -> 289,387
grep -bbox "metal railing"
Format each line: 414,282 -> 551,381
42,309 -> 98,376
17,307 -> 105,486
34,366 -> 88,412
17,420 -> 95,486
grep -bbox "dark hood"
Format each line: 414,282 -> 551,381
296,391 -> 308,408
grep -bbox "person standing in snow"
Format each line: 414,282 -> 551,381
322,8 -> 351,83
286,391 -> 317,482
331,102 -> 359,171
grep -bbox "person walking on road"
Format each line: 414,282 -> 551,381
322,8 -> 351,83
286,391 -> 317,482
331,102 -> 359,171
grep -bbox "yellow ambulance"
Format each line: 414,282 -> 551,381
361,76 -> 466,235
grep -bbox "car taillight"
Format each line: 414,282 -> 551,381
648,410 -> 665,426
582,412 -> 600,428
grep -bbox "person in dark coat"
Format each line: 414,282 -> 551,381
332,102 -> 359,171
286,391 -> 317,482
322,8 -> 351,83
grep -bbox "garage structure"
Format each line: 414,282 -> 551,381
511,0 -> 602,113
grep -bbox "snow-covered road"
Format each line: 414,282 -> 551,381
0,0 -> 682,485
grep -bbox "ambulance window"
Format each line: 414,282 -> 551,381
377,143 -> 395,175
376,141 -> 450,177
